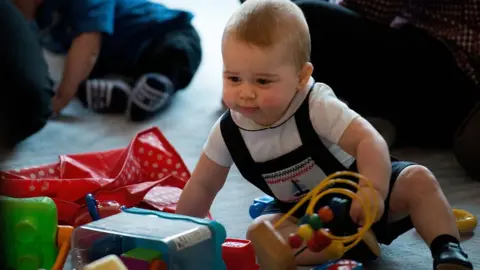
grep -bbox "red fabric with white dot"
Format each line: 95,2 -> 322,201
0,127 -> 208,225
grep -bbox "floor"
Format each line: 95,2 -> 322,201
3,0 -> 480,269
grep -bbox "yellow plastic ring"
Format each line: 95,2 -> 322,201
453,208 -> 477,234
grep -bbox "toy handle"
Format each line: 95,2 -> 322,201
85,193 -> 100,221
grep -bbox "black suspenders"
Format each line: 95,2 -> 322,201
220,111 -> 274,196
219,89 -> 349,191
294,90 -> 349,175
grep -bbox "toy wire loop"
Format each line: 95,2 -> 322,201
273,171 -> 378,254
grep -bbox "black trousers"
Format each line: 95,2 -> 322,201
90,24 -> 202,91
295,0 -> 478,148
0,1 -> 53,147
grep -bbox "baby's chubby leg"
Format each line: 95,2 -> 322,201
246,213 -> 333,266
388,165 -> 472,269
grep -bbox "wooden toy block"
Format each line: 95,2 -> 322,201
248,220 -> 296,270
360,229 -> 380,257
84,255 -> 128,270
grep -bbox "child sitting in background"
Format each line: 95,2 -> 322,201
175,0 -> 472,268
30,0 -> 202,121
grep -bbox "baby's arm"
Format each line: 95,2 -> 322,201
176,152 -> 230,218
310,84 -> 390,199
337,117 -> 391,200
176,118 -> 234,218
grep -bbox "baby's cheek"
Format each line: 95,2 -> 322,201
222,89 -> 236,107
259,93 -> 285,109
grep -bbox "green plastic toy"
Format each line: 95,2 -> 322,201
122,247 -> 163,262
0,196 -> 58,270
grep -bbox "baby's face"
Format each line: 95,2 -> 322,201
222,37 -> 303,126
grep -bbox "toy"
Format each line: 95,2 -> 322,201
247,171 -> 380,270
69,207 -> 227,270
454,208 -> 477,234
84,255 -> 128,270
250,197 -> 478,236
120,248 -> 163,269
74,194 -> 125,226
247,171 -> 479,269
249,195 -> 275,219
222,238 -> 260,270
1,196 -> 58,269
0,196 -> 73,270
311,259 -> 363,269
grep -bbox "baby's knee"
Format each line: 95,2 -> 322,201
398,165 -> 440,199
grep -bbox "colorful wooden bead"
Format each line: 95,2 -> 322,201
318,206 -> 334,223
306,238 -> 325,252
287,233 -> 303,249
298,214 -> 310,225
329,197 -> 349,220
297,224 -> 314,241
306,230 -> 332,252
308,213 -> 323,230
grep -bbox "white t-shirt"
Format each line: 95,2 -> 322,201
203,77 -> 359,202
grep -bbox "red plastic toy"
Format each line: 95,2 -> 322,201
0,127 -> 212,225
222,238 -> 260,270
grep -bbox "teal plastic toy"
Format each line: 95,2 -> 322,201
71,207 -> 227,270
0,196 -> 58,270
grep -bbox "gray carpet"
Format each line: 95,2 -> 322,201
3,0 -> 479,269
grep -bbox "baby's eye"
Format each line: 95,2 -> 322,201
228,76 -> 241,83
256,78 -> 272,85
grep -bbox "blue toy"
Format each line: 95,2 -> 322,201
311,259 -> 363,269
249,195 -> 275,219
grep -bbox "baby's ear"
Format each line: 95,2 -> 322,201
298,62 -> 313,89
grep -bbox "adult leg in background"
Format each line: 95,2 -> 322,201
0,1 -> 53,147
76,23 -> 202,120
126,23 -> 202,121
453,103 -> 480,180
294,0 -> 478,148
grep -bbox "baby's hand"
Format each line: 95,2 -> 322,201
349,187 -> 385,226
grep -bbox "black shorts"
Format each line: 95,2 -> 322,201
260,160 -> 416,261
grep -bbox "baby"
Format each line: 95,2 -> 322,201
176,0 -> 472,268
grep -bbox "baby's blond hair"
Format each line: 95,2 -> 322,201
223,0 -> 311,70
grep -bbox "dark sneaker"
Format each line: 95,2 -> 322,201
127,73 -> 174,121
434,243 -> 473,270
77,79 -> 131,113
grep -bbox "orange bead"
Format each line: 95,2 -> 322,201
318,206 -> 334,223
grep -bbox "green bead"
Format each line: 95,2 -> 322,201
298,214 -> 310,225
308,213 -> 323,230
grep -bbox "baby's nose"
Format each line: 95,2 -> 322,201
239,85 -> 256,99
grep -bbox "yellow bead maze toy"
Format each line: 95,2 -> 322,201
247,171 -> 478,270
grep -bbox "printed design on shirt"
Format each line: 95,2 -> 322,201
261,157 -> 326,202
